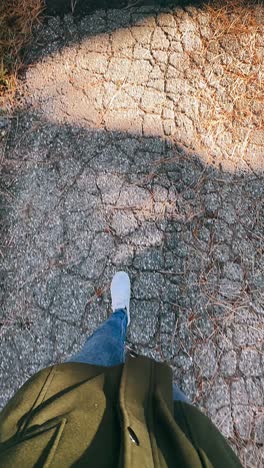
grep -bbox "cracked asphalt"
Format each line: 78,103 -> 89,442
0,4 -> 263,465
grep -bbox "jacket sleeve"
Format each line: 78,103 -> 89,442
174,401 -> 242,468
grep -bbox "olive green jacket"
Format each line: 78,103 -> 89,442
0,355 -> 241,467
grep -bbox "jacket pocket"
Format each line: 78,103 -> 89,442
0,417 -> 67,468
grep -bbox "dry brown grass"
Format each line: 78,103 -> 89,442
189,0 -> 264,170
0,0 -> 44,108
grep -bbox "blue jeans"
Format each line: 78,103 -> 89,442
68,309 -> 189,403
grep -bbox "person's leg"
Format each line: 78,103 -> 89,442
68,309 -> 128,366
68,271 -> 131,367
173,384 -> 190,403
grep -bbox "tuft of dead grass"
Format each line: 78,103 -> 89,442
0,0 -> 44,107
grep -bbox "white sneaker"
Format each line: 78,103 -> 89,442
111,271 -> 131,325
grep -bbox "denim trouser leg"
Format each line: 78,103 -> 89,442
67,308 -> 190,403
68,309 -> 128,366
172,384 -> 190,403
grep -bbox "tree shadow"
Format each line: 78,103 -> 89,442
45,0 -> 202,16
0,109 -> 263,450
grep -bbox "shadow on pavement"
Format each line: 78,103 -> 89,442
44,0 -> 203,16
0,110 -> 263,452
